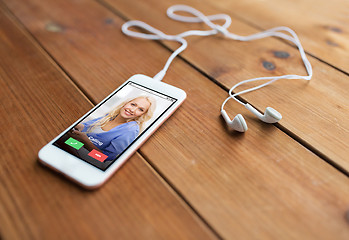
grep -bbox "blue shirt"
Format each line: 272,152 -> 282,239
82,117 -> 139,161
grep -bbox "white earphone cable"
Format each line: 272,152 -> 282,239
121,5 -> 312,111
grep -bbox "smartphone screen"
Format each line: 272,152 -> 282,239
53,81 -> 177,171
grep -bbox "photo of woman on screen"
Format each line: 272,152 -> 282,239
70,95 -> 157,161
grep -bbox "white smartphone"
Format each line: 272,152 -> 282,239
39,74 -> 186,189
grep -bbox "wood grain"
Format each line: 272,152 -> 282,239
3,0 -> 349,239
102,0 -> 349,171
206,0 -> 349,74
0,5 -> 217,240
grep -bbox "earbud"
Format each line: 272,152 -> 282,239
221,104 -> 282,132
221,110 -> 248,132
245,103 -> 282,123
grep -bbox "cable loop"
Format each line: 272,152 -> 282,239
214,25 -> 229,36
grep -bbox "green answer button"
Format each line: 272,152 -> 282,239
65,137 -> 84,150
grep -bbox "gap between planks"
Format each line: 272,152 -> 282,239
0,0 -> 96,106
138,150 -> 224,240
201,0 -> 349,77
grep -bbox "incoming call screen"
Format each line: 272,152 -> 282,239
53,81 -> 177,171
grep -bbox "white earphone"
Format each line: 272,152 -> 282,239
221,104 -> 282,132
121,5 -> 312,132
221,111 -> 248,132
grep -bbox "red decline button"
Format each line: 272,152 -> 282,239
88,149 -> 108,162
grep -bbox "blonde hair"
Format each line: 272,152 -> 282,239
86,95 -> 157,133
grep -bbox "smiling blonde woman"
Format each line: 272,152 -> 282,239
71,96 -> 156,161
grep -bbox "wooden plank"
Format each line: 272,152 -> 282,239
205,0 -> 349,74
100,0 -> 349,171
0,5 -> 217,240
4,0 -> 349,239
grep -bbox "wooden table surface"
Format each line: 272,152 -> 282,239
1,0 -> 348,239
